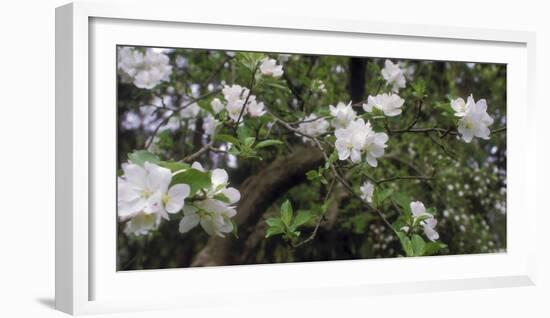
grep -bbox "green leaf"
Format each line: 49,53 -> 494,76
171,168 -> 212,194
393,192 -> 412,214
265,226 -> 284,238
235,52 -> 265,72
392,216 -> 408,233
375,188 -> 394,206
266,217 -> 284,228
280,200 -> 293,226
422,242 -> 446,256
411,234 -> 426,256
396,232 -> 414,257
215,134 -> 240,145
243,137 -> 256,147
128,150 -> 160,165
306,170 -> 319,181
254,139 -> 284,149
230,219 -> 239,238
292,211 -> 314,228
158,161 -> 190,172
237,125 -> 254,141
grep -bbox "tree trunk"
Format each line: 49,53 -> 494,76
348,58 -> 366,103
191,146 -> 324,266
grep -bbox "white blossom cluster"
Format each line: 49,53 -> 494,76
360,181 -> 375,203
118,162 -> 190,235
363,93 -> 405,117
117,160 -> 240,237
381,59 -> 406,92
211,84 -> 266,122
410,201 -> 439,241
335,118 -> 388,167
179,162 -> 241,237
296,114 -> 330,143
259,58 -> 284,78
118,47 -> 173,89
451,95 -> 494,143
329,102 -> 356,129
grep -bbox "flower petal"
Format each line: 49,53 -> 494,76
221,187 -> 241,204
179,214 -> 200,233
211,169 -> 228,187
165,184 -> 191,213
144,162 -> 172,193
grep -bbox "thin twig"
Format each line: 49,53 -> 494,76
144,89 -> 221,149
292,177 -> 336,248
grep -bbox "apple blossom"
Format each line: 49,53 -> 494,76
329,101 -> 356,128
117,47 -> 172,89
381,59 -> 406,92
180,102 -> 201,119
211,98 -> 224,114
296,114 -> 330,143
334,118 -> 388,166
219,84 -> 265,122
178,163 -> 241,236
360,181 -> 374,203
363,93 -> 405,117
259,58 -> 284,78
334,118 -> 370,163
202,115 -> 219,136
179,199 -> 237,237
247,100 -> 266,117
451,97 -> 469,117
364,131 -> 389,167
118,161 -> 190,235
124,212 -> 162,236
454,95 -> 494,143
410,201 -> 439,242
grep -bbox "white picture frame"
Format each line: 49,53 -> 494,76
55,1 -> 537,315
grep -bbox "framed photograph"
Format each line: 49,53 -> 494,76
56,1 -> 537,315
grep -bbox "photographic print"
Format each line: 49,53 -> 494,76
116,46 -> 506,270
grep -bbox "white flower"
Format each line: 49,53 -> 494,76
180,102 -> 201,119
423,218 -> 439,242
411,201 -> 429,218
247,100 -> 266,117
363,93 -> 405,117
179,199 -> 237,237
296,114 -> 330,143
455,95 -> 494,143
334,118 -> 388,166
410,201 -> 439,242
218,84 -> 266,122
211,98 -> 224,114
381,59 -> 406,92
118,162 -> 190,234
364,131 -> 389,167
203,115 -> 219,136
178,164 -> 241,237
117,47 -> 172,89
329,101 -> 356,128
451,97 -> 469,117
360,182 -> 374,203
226,99 -> 246,122
259,58 -> 284,78
334,118 -> 371,163
124,212 -> 162,236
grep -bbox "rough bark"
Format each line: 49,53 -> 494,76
191,146 -> 324,266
